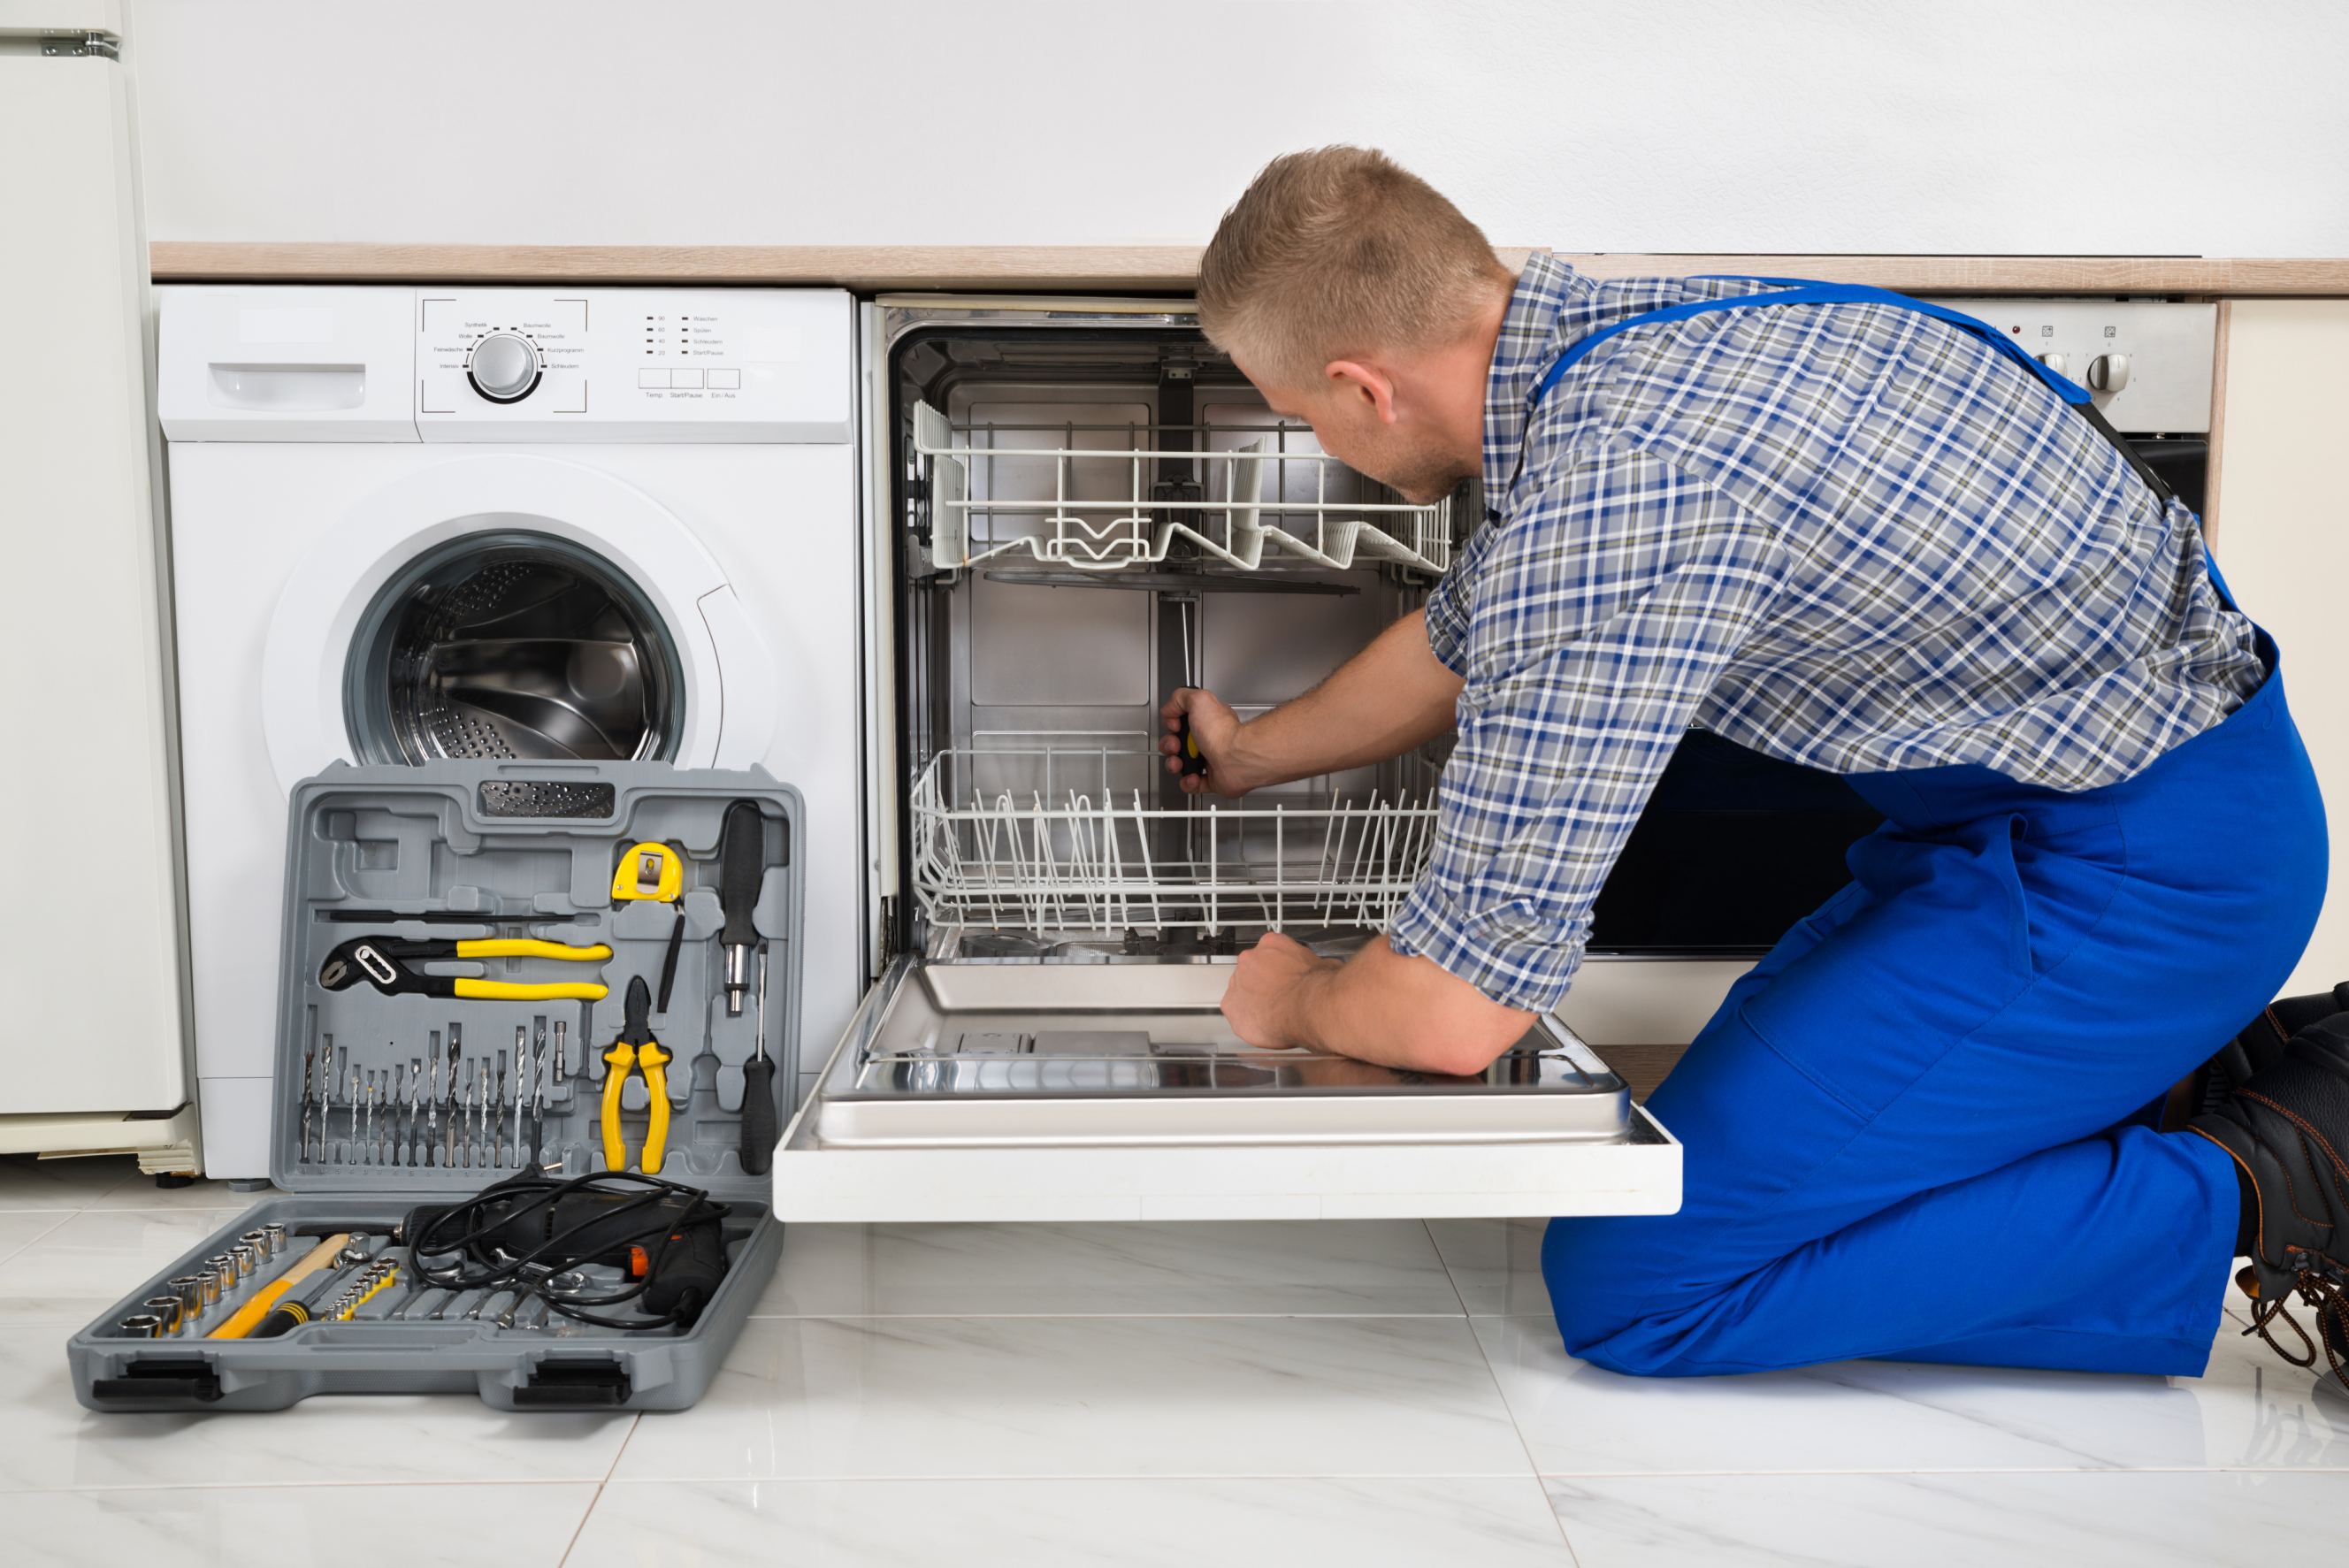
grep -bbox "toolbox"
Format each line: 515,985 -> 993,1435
67,761 -> 800,1411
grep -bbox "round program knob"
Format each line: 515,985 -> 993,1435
2035,351 -> 2069,376
2085,352 -> 2131,394
467,332 -> 542,403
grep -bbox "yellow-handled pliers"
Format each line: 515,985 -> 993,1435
600,975 -> 672,1174
318,935 -> 611,1002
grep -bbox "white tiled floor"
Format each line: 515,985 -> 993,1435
7,1158 -> 2347,1567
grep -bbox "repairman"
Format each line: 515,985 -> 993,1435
1166,146 -> 2347,1384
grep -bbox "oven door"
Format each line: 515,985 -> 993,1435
772,958 -> 1680,1222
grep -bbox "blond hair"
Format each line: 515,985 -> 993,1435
1197,147 -> 1515,387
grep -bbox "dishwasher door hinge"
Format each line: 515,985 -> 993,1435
38,32 -> 120,58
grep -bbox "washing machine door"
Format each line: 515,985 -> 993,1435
261,454 -> 777,793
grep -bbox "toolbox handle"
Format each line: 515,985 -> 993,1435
90,1357 -> 223,1404
514,1358 -> 633,1407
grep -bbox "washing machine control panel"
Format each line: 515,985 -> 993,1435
416,288 -> 852,442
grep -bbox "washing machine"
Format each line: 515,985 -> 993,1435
157,286 -> 862,1179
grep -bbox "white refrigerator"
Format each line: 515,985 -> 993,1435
0,0 -> 197,1172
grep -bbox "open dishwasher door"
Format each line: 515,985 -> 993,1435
773,957 -> 1679,1221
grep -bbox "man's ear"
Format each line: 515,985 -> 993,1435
1324,359 -> 1398,424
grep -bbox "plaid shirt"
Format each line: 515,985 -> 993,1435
1386,253 -> 2264,1013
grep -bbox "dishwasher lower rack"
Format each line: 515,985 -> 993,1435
910,743 -> 1437,940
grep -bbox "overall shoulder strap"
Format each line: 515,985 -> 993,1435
1519,275 -> 2228,607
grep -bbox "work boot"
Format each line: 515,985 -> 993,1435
2190,1011 -> 2349,1389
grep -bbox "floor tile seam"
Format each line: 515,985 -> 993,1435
1458,1272 -> 1580,1558
1424,1216 -> 1483,1319
0,1211 -> 76,1266
0,1478 -> 623,1496
601,1467 -> 1553,1484
11,1465 -> 2347,1500
1528,1464 -> 2349,1480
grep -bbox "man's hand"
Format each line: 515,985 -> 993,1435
1220,930 -> 1334,1047
1160,687 -> 1254,797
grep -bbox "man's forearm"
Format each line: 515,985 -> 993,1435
1272,936 -> 1535,1076
1226,610 -> 1463,790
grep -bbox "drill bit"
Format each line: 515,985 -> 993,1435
389,1062 -> 405,1166
493,1049 -> 509,1167
346,1060 -> 360,1162
445,1024 -> 463,1167
553,1017 -> 568,1088
363,1070 -> 378,1165
301,1037 -> 317,1163
514,1028 -> 529,1168
425,1031 -> 441,1167
532,1024 -> 549,1166
320,1034 -> 338,1164
408,1057 -> 424,1166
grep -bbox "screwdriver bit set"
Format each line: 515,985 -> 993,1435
69,763 -> 801,1413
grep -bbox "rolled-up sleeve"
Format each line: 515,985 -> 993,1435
1388,449 -> 1776,1013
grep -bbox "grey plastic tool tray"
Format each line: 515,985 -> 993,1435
67,761 -> 801,1412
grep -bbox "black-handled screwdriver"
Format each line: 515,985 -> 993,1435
1176,710 -> 1208,777
741,942 -> 777,1176
717,799 -> 763,1018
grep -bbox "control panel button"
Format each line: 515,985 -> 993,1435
2086,353 -> 2132,393
466,332 -> 542,404
638,368 -> 670,389
707,368 -> 741,390
2034,352 -> 2069,376
671,368 -> 704,389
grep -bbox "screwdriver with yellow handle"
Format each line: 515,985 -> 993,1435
599,975 -> 672,1174
207,1231 -> 351,1340
318,936 -> 611,1002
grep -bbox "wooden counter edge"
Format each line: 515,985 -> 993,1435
147,243 -> 2349,296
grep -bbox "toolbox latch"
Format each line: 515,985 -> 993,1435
90,1356 -> 222,1404
516,1357 -> 633,1408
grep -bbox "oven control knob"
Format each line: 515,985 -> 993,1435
467,332 -> 542,403
2085,352 -> 2131,394
2035,351 -> 2069,376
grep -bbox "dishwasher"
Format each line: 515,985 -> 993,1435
770,295 -> 1682,1222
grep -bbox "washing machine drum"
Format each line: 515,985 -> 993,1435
346,532 -> 683,764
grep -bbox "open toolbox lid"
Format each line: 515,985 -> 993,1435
269,761 -> 804,1201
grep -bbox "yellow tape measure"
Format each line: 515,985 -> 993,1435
611,842 -> 684,903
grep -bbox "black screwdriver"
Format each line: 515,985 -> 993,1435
741,941 -> 777,1176
717,799 -> 763,1018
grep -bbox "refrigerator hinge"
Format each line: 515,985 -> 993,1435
39,32 -> 120,59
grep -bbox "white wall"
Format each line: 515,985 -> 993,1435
126,0 -> 2349,256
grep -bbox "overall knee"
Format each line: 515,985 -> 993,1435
1540,1215 -> 1677,1368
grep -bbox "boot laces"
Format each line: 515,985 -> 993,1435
2239,1251 -> 2349,1394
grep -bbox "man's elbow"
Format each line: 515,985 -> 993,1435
1414,991 -> 1539,1077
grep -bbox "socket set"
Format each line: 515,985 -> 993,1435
68,764 -> 800,1412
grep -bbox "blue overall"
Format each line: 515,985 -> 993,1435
1532,281 -> 2331,1377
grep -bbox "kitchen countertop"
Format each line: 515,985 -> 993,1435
147,243 -> 2349,295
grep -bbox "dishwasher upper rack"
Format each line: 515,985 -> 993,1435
910,744 -> 1439,939
910,401 -> 1455,578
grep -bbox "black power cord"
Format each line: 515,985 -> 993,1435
398,1170 -> 734,1331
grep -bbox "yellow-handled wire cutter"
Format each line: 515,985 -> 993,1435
600,975 -> 672,1174
318,935 -> 612,1002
